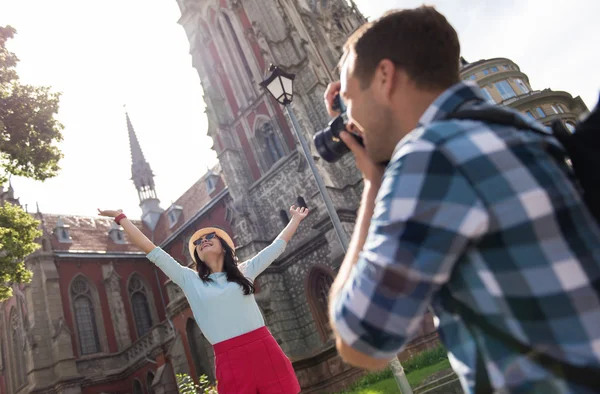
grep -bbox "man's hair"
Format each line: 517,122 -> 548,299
341,6 -> 460,90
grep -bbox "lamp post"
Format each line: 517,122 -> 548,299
260,65 -> 413,394
260,65 -> 350,252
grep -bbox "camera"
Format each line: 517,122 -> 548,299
313,95 -> 364,163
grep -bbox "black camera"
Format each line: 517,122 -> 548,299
313,95 -> 364,163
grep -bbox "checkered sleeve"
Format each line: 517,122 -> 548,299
332,138 -> 489,359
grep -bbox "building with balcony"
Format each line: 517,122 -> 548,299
460,57 -> 589,131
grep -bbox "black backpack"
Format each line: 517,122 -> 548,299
440,97 -> 600,393
449,96 -> 600,226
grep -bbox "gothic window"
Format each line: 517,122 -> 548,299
223,13 -> 253,81
71,277 -> 101,355
186,319 -> 215,382
147,371 -> 156,394
10,308 -> 26,390
132,379 -> 143,394
216,15 -> 252,100
306,267 -> 335,342
256,121 -> 286,171
128,275 -> 154,338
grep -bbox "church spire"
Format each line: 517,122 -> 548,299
125,107 -> 163,230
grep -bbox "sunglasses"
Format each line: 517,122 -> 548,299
193,232 -> 217,246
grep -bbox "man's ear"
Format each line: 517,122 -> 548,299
373,59 -> 398,102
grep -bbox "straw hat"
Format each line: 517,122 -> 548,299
188,226 -> 235,262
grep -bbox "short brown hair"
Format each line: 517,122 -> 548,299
341,6 -> 460,90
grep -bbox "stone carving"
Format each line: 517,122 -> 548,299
251,22 -> 274,69
102,263 -> 131,351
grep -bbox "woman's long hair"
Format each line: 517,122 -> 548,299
194,236 -> 255,295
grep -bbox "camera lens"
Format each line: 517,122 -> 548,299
313,113 -> 363,163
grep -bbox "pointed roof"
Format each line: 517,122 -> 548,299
125,109 -> 156,192
127,111 -> 146,165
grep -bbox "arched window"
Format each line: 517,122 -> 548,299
132,379 -> 143,394
297,196 -> 308,209
223,13 -> 253,80
147,371 -> 156,394
10,308 -> 26,390
256,121 -> 285,170
306,266 -> 334,342
128,275 -> 154,338
71,277 -> 101,355
186,319 -> 215,382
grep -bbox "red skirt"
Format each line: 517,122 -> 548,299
213,326 -> 301,394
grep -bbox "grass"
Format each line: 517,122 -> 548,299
335,345 -> 451,394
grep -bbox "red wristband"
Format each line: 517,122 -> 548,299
115,213 -> 127,225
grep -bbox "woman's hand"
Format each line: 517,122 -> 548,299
289,205 -> 309,222
97,208 -> 123,218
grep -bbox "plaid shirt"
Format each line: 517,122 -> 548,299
332,82 -> 600,393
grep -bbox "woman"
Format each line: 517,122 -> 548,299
97,205 -> 308,394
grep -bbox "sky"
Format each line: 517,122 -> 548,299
0,0 -> 598,220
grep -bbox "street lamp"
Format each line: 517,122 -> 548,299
260,64 -> 413,394
260,64 -> 350,252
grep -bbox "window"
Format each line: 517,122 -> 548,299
306,267 -> 334,342
297,196 -> 308,209
186,319 -> 214,382
71,277 -> 101,355
223,14 -> 253,81
525,111 -> 535,120
147,372 -> 156,394
515,78 -> 529,94
256,121 -> 286,171
494,80 -> 516,100
535,107 -> 546,118
132,380 -> 143,394
480,88 -> 495,104
128,275 -> 153,338
503,65 -> 511,70
279,210 -> 289,226
206,176 -> 216,194
469,75 -> 476,80
557,104 -> 565,114
490,66 -> 498,72
565,122 -> 576,133
483,69 -> 489,75
167,205 -> 183,228
10,308 -> 26,391
551,105 -> 560,114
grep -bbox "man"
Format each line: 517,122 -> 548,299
327,6 -> 600,394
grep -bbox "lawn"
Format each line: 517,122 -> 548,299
341,359 -> 451,394
335,345 -> 452,394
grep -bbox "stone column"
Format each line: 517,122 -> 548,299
102,263 -> 131,350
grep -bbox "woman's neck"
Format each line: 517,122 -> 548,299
205,257 -> 225,274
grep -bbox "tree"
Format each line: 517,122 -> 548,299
0,25 -> 64,300
1,25 -> 64,185
0,202 -> 40,300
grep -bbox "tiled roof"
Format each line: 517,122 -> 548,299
153,164 -> 225,245
41,213 -> 148,254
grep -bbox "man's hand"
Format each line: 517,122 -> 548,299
340,131 -> 385,185
324,81 -> 342,117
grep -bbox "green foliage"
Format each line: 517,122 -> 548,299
0,24 -> 63,300
0,25 -> 64,185
337,344 -> 449,393
176,373 -> 218,394
0,201 -> 40,300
